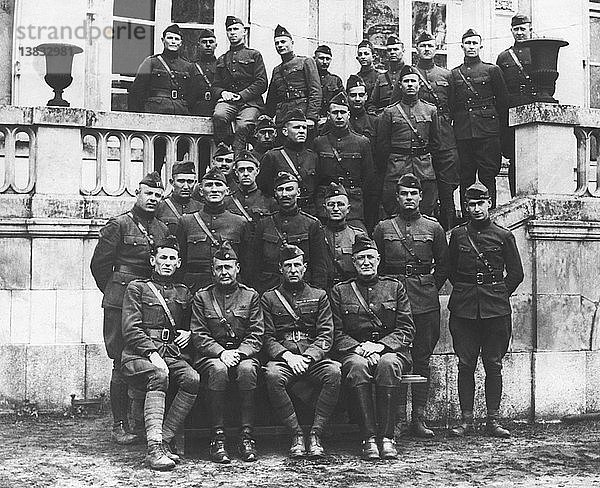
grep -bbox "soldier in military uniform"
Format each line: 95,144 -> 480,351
314,91 -> 375,230
496,14 -> 536,198
369,35 -> 405,115
413,31 -> 460,231
355,40 -> 381,102
212,16 -> 268,153
378,65 -> 441,217
265,25 -> 322,128
226,150 -> 276,232
251,171 -> 328,293
121,236 -> 199,471
448,183 -> 523,438
191,28 -> 218,117
190,242 -> 263,463
176,168 -> 249,293
155,161 -> 202,236
128,24 -> 196,171
192,143 -> 237,203
449,29 -> 509,209
322,182 -> 366,290
90,172 -> 170,445
331,234 -> 415,460
257,109 -> 318,215
250,115 -> 278,161
314,44 -> 344,124
263,244 -> 341,458
373,174 -> 448,439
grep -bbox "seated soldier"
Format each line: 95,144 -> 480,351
330,234 -> 415,460
262,244 -> 341,459
190,242 -> 264,463
121,236 -> 199,471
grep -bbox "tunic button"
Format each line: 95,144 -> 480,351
226,309 -> 231,313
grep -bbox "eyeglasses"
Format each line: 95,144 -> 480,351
214,157 -> 234,163
325,201 -> 348,208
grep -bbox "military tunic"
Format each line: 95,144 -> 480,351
251,207 -> 328,293
368,62 -> 404,114
265,53 -> 322,124
357,66 -> 381,102
191,55 -> 217,116
155,196 -> 203,235
377,98 -> 441,216
318,70 -> 344,118
224,184 -> 276,231
324,223 -> 366,288
176,205 -> 249,292
313,128 -> 375,225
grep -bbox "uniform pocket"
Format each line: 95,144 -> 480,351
123,235 -> 147,247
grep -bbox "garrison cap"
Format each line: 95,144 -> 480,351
315,44 -> 332,56
197,28 -> 216,39
172,160 -> 196,176
462,28 -> 481,41
346,74 -> 366,92
202,166 -> 227,183
274,171 -> 298,188
386,35 -> 402,47
397,173 -> 422,189
274,24 -> 292,39
324,182 -> 348,200
255,114 -> 277,131
213,240 -> 237,261
234,149 -> 260,167
214,142 -> 234,158
281,108 -> 307,124
329,90 -> 349,108
163,24 -> 182,38
399,64 -> 420,80
511,13 -> 531,26
225,15 -> 244,28
153,235 -> 179,253
415,31 -> 435,45
140,171 -> 164,189
279,244 -> 304,263
352,234 -> 378,255
465,182 -> 490,200
357,39 -> 374,51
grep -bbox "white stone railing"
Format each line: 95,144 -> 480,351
0,107 -> 37,194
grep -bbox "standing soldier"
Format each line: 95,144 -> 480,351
252,171 -> 328,293
177,167 -> 249,293
313,91 -> 375,230
448,183 -> 523,438
257,109 -> 318,215
212,16 -> 267,153
90,172 -> 169,445
355,40 -> 380,102
191,242 -> 263,463
155,161 -> 201,235
128,24 -> 196,170
496,14 -> 536,198
449,29 -> 508,209
192,143 -> 236,203
373,174 -> 448,438
314,45 -> 344,124
377,65 -> 441,217
331,234 -> 415,460
263,244 -> 341,458
322,182 -> 366,290
250,115 -> 278,161
121,236 -> 199,470
413,32 -> 460,231
265,25 -> 322,128
369,35 -> 405,115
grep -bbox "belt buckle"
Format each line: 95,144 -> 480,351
161,329 -> 170,342
476,272 -> 484,285
204,91 -> 211,101
405,264 -> 413,277
171,89 -> 178,99
291,330 -> 301,342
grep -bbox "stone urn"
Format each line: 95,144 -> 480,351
520,37 -> 569,104
36,43 -> 83,107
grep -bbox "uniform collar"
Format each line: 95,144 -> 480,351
282,280 -> 305,292
417,58 -> 435,70
330,126 -> 350,138
151,272 -> 174,286
400,208 -> 421,221
170,193 -> 191,205
284,140 -> 304,152
161,49 -> 179,60
389,61 -> 404,72
357,274 -> 378,286
132,204 -> 154,221
203,201 -> 225,215
238,182 -> 258,195
281,52 -> 294,63
469,217 -> 491,230
279,205 -> 300,217
359,65 -> 375,75
350,107 -> 367,118
230,42 -> 245,52
401,93 -> 419,106
326,219 -> 347,232
464,55 -> 481,66
216,281 -> 239,294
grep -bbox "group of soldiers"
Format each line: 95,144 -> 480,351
90,12 -> 532,471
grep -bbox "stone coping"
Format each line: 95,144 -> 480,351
510,102 -> 600,128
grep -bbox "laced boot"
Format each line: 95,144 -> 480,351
111,421 -> 137,445
162,389 -> 197,463
307,432 -> 324,458
411,407 -> 435,438
238,427 -> 257,462
144,391 -> 174,470
449,411 -> 474,437
145,441 -> 176,471
289,431 -> 306,458
486,411 -> 510,438
380,437 -> 398,459
361,436 -> 380,461
209,429 -> 231,464
161,440 -> 180,463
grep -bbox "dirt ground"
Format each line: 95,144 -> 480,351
2,415 -> 600,488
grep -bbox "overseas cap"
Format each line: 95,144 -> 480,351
214,240 -> 237,261
197,28 -> 215,39
415,31 -> 435,45
163,24 -> 182,37
226,15 -> 244,27
352,234 -> 378,255
234,149 -> 260,167
315,44 -> 332,56
324,182 -> 347,199
274,24 -> 292,39
462,28 -> 481,41
255,114 -> 277,131
357,39 -> 374,51
397,173 -> 422,189
214,143 -> 234,158
279,244 -> 304,263
511,13 -> 531,26
153,235 -> 179,253
386,35 -> 402,46
281,108 -> 307,124
274,171 -> 299,188
172,161 -> 196,176
329,90 -> 349,108
140,171 -> 164,189
465,182 -> 490,200
399,64 -> 420,80
202,167 -> 227,183
346,74 -> 366,92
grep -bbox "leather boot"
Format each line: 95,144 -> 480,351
163,389 -> 197,456
351,385 -> 377,440
380,437 -> 398,459
238,427 -> 258,462
395,384 -> 409,438
162,440 -> 180,463
307,432 -> 324,458
111,421 -> 137,445
486,411 -> 510,438
361,436 -> 380,461
209,429 -> 231,464
239,390 -> 256,436
449,411 -> 474,437
145,441 -> 176,471
289,432 -> 306,458
411,406 -> 434,438
377,387 -> 400,459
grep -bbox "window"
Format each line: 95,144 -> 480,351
412,1 -> 447,67
171,0 -> 216,64
363,0 -> 400,70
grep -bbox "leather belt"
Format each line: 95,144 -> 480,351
464,97 -> 495,109
147,328 -> 174,342
284,90 -> 307,100
114,264 -> 151,276
457,271 -> 503,285
395,264 -> 433,277
391,146 -> 430,156
150,89 -> 182,100
282,331 -> 312,342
